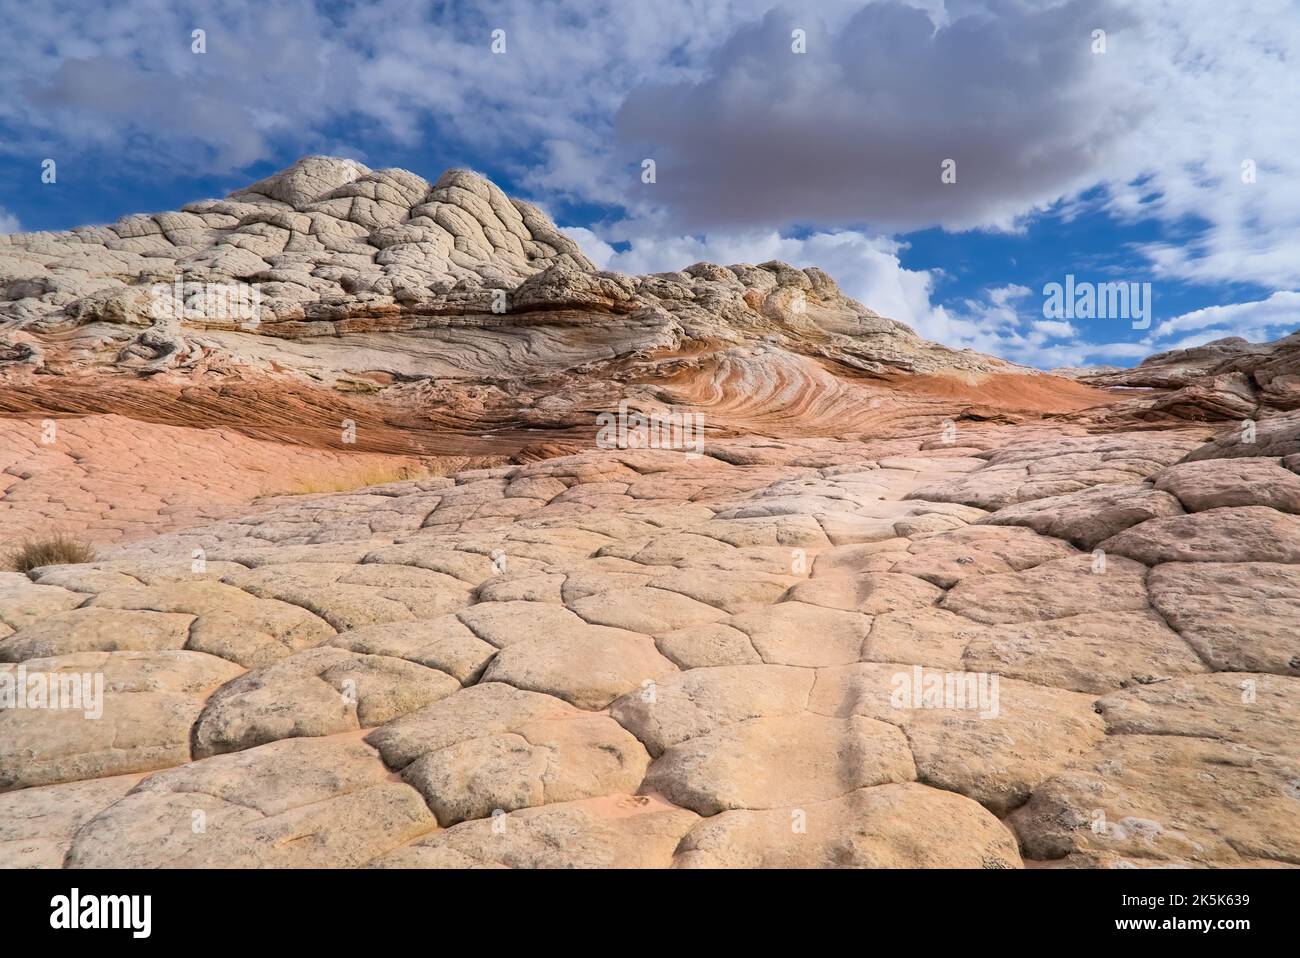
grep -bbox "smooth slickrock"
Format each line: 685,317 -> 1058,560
192,646 -> 461,757
728,601 -> 871,666
568,586 -> 728,633
979,482 -> 1185,550
808,662 -> 1105,814
1007,735 -> 1300,867
326,615 -> 496,683
372,795 -> 699,869
86,580 -> 334,668
1153,457 -> 1300,513
363,544 -> 498,584
907,434 -> 1195,511
475,570 -> 565,603
642,713 -> 916,815
907,523 -> 1079,570
1097,506 -> 1300,565
892,513 -> 969,537
365,683 -> 650,824
940,554 -> 1150,625
0,651 -> 243,791
0,577 -> 84,632
64,737 -> 436,868
0,607 -> 193,661
786,571 -> 944,614
900,699 -> 1105,816
886,545 -> 1014,588
960,610 -> 1208,693
480,624 -> 679,710
645,568 -> 796,613
602,532 -> 736,566
455,600 -> 588,649
0,774 -> 139,868
2,415 -> 1297,868
863,607 -> 987,669
652,622 -> 763,669
1147,562 -> 1300,675
1180,407 -> 1300,461
1096,672 -> 1300,758
609,664 -> 815,756
221,561 -> 472,632
673,783 -> 1022,869
812,538 -> 910,572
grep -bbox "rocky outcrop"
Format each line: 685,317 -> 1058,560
0,157 -> 1125,550
2,156 -> 1290,449
0,156 -> 1013,386
2,157 -> 1297,870
1068,333 -> 1300,422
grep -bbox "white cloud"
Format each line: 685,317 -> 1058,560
1098,2 -> 1300,288
1031,320 -> 1079,339
616,1 -> 1143,233
2,1 -> 355,173
1149,291 -> 1300,349
558,227 -> 616,269
0,207 -> 20,233
988,285 -> 1032,308
617,1 -> 1300,289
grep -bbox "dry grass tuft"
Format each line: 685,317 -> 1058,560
6,534 -> 97,572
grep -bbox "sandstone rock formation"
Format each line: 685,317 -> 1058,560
1,159 -> 1297,870
1,157 -> 1114,544
1064,333 -> 1300,422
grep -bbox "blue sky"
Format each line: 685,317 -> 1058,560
2,0 -> 1296,369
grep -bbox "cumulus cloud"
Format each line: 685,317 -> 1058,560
5,1 -> 1293,261
1032,320 -> 1079,339
616,0 -> 1143,233
904,282 -> 1152,369
2,0 -> 355,173
0,0 -> 754,190
607,1 -> 1300,290
910,283 -> 1300,369
933,286 -> 1300,369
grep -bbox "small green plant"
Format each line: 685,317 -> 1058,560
6,534 -> 97,572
